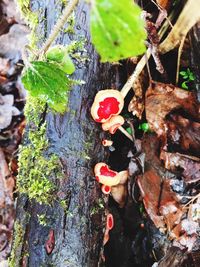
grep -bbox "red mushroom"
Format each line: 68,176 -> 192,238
102,115 -> 124,134
103,213 -> 114,245
102,115 -> 133,141
101,184 -> 111,194
102,139 -> 113,147
94,163 -> 121,187
91,90 -> 124,123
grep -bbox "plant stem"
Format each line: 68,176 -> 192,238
38,0 -> 79,57
176,36 -> 186,85
118,126 -> 133,142
120,48 -> 151,98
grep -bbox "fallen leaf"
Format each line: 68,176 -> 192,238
0,24 -> 29,59
166,114 -> 200,156
137,134 -> 183,231
160,151 -> 200,183
128,72 -> 147,119
156,0 -> 172,10
0,94 -> 20,130
145,81 -> 200,136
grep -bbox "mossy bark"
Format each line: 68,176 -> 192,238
12,1 -> 122,266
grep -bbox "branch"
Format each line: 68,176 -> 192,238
39,0 -> 79,57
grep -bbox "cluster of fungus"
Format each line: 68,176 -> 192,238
91,88 -> 132,244
91,89 -> 133,141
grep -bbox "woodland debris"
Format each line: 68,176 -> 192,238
159,0 -> 200,54
0,24 -> 29,58
156,0 -> 173,10
128,70 -> 147,119
166,114 -> 200,156
0,148 -> 15,261
145,81 -> 200,136
137,135 -> 199,251
160,151 -> 200,183
0,94 -> 20,130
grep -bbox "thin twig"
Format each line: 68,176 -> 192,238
38,0 -> 79,57
120,48 -> 151,98
151,0 -> 173,28
183,193 -> 200,208
176,36 -> 186,85
118,126 -> 134,142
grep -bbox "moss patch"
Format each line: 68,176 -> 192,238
9,221 -> 24,267
17,0 -> 38,48
17,96 -> 62,205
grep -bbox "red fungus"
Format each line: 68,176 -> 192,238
102,115 -> 133,141
102,115 -> 125,134
91,90 -> 124,123
101,184 -> 111,194
100,165 -> 116,177
45,229 -> 55,255
94,163 -> 121,186
102,139 -> 113,147
107,213 -> 114,230
103,213 -> 114,246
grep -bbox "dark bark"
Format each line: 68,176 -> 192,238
13,1 -> 122,267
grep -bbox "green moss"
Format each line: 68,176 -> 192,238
37,214 -> 47,226
17,0 -> 38,48
17,96 -> 62,205
64,12 -> 75,34
9,222 -> 24,267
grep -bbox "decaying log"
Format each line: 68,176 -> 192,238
12,1 -> 122,266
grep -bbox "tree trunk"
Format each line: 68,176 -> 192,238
12,1 -> 122,266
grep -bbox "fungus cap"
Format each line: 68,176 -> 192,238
101,184 -> 111,194
102,115 -> 125,134
94,162 -> 121,186
91,90 -> 124,123
102,139 -> 113,147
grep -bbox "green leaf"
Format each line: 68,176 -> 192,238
90,0 -> 147,62
46,45 -> 75,74
189,73 -> 195,81
181,81 -> 189,90
22,61 -> 70,113
179,71 -> 187,76
126,127 -> 132,135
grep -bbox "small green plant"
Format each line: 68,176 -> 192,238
179,68 -> 195,90
139,122 -> 150,132
126,127 -> 132,135
37,214 -> 47,226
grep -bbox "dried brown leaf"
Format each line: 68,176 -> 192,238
160,151 -> 200,183
145,81 -> 200,136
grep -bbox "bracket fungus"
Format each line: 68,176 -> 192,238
91,89 -> 124,123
